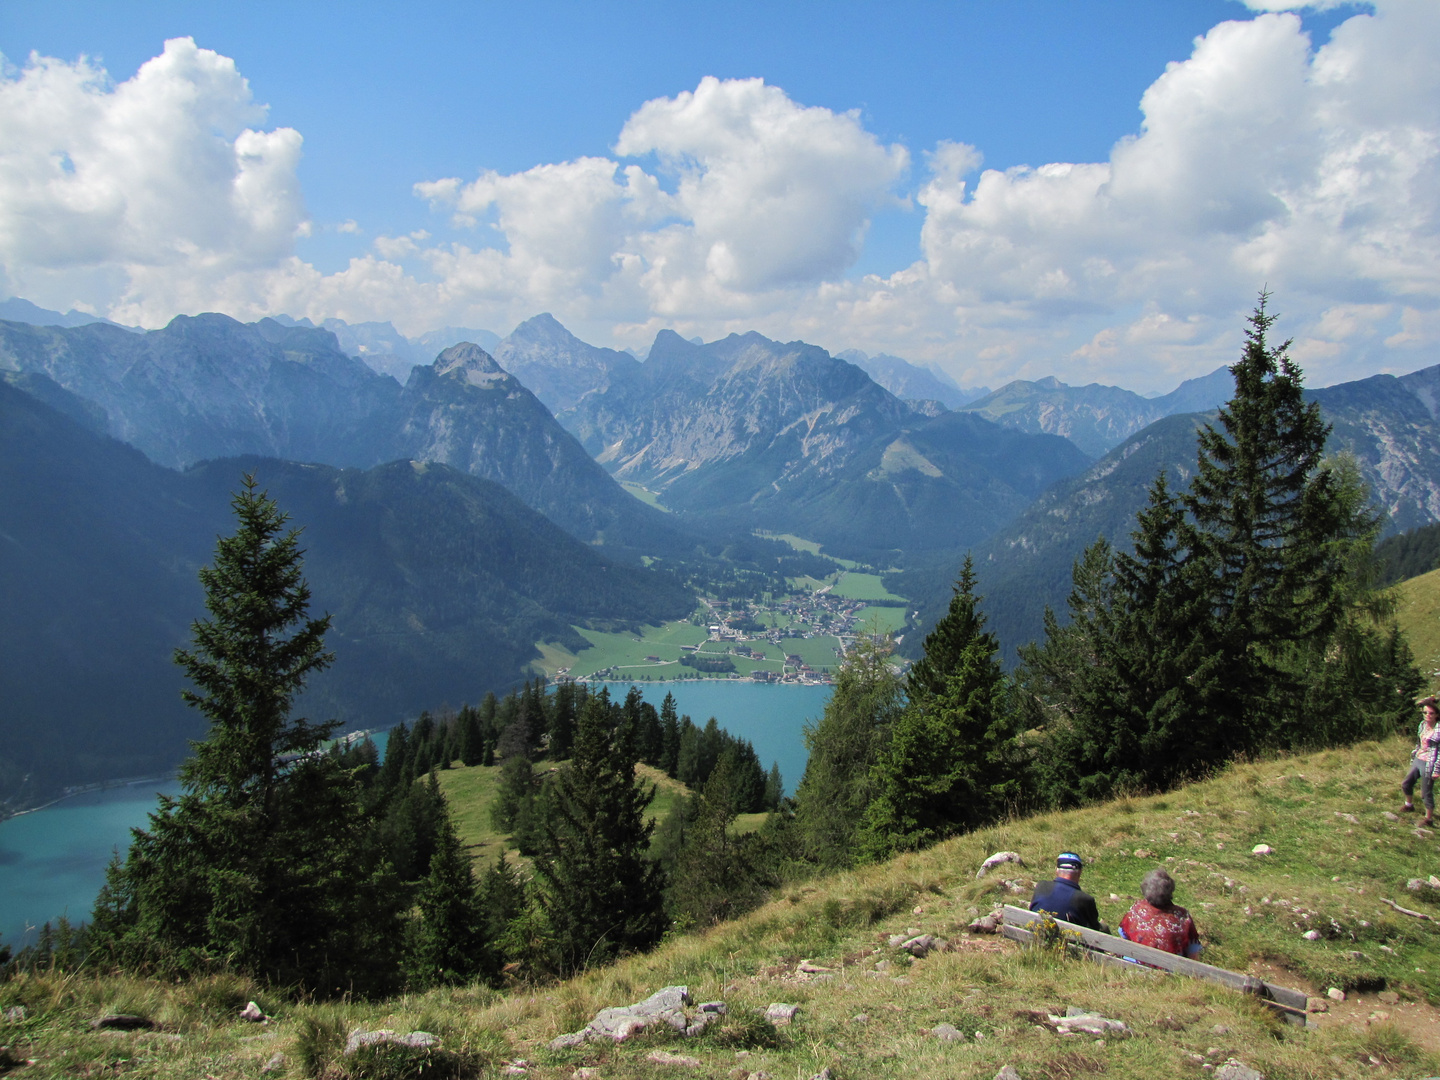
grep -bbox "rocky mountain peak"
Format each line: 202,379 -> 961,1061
432,342 -> 515,389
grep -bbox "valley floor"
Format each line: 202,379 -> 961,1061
5,736 -> 1440,1079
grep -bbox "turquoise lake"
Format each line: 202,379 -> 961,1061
0,681 -> 830,948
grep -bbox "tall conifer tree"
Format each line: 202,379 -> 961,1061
532,689 -> 666,973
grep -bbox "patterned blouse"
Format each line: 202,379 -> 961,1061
1118,899 -> 1201,958
1421,723 -> 1440,777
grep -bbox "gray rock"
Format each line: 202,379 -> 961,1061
931,1023 -> 964,1042
765,1003 -> 799,1025
968,914 -> 1000,934
887,933 -> 907,948
900,934 -> 936,957
698,1001 -> 727,1015
261,1052 -> 285,1074
345,1029 -> 439,1055
548,1031 -> 588,1050
809,1070 -> 833,1080
1327,987 -> 1346,1002
1215,1061 -> 1264,1080
3,1006 -> 25,1023
977,851 -> 1025,879
239,1001 -> 268,1022
995,1067 -> 1023,1080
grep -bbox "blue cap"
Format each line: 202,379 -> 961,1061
1056,852 -> 1084,870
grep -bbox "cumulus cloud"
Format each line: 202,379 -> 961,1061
0,37 -> 306,323
1,4 -> 1438,393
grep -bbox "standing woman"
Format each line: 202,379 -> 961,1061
1402,695 -> 1440,825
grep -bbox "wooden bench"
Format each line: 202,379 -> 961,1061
1001,905 -> 1309,1026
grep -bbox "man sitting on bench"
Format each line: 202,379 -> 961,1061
1029,851 -> 1103,930
1118,868 -> 1202,958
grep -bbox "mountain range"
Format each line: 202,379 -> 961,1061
0,313 -> 689,557
558,329 -> 1091,561
0,378 -> 691,807
956,367 -> 1235,458
833,349 -> 987,410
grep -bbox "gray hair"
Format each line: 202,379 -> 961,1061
1141,868 -> 1176,908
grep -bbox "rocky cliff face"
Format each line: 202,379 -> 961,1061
565,330 -> 1089,558
958,368 -> 1233,458
493,312 -> 640,414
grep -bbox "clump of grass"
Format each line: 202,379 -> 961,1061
295,1011 -> 347,1078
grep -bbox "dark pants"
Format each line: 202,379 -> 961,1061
1403,759 -> 1435,811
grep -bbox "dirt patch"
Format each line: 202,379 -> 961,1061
1247,959 -> 1440,1051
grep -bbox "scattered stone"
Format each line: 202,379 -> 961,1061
574,1070 -> 599,1080
873,959 -> 892,972
550,986 -> 702,1049
1211,1024 -> 1231,1035
647,1050 -> 702,1068
1048,1009 -> 1130,1037
261,1052 -> 285,1074
1383,811 -> 1401,821
698,1001 -> 727,1015
931,1023 -> 964,1042
3,1006 -> 25,1023
1306,999 -> 1329,1013
1335,812 -> 1358,824
91,1014 -> 155,1031
345,1030 -> 440,1054
995,1066 -> 1023,1080
1378,990 -> 1400,1005
764,1003 -> 799,1026
809,1070 -> 833,1080
502,1060 -> 531,1075
852,1014 -> 869,1024
797,960 -> 832,974
1133,849 -> 1154,858
1251,844 -> 1274,856
967,914 -> 1000,934
900,934 -> 936,957
1215,1060 -> 1264,1080
239,1001 -> 269,1022
1416,827 -> 1435,838
1302,930 -> 1321,940
977,851 -> 1025,879
913,906 -> 925,915
887,933 -> 907,948
1408,878 -> 1430,892
1327,987 -> 1347,1002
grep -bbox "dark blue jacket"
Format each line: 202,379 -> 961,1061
1029,877 -> 1101,930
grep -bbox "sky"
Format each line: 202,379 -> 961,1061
0,1 -> 1435,393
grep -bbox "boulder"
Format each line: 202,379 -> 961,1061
345,1030 -> 439,1055
550,986 -> 724,1049
900,934 -> 936,957
977,851 -> 1025,879
1251,844 -> 1274,856
1215,1061 -> 1264,1080
931,1023 -> 964,1042
764,1003 -> 799,1025
968,914 -> 1000,934
239,1001 -> 269,1022
1049,1009 -> 1129,1037
1327,987 -> 1346,1002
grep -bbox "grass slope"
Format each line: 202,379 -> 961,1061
1396,567 -> 1440,687
7,737 -> 1440,1079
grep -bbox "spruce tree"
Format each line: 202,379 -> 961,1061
861,557 -> 1018,855
408,778 -> 487,987
532,689 -> 667,973
94,475 -> 403,991
791,633 -> 902,869
669,755 -> 767,926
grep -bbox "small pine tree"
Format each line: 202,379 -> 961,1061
532,689 -> 667,974
669,755 -> 767,926
408,778 -> 487,987
93,475 -> 403,991
861,557 -> 1020,856
791,633 -> 903,869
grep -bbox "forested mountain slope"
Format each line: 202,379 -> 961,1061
0,380 -> 691,808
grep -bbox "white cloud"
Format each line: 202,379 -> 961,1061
1,5 -> 1437,393
0,37 -> 306,323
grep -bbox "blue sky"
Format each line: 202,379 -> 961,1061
1,1 -> 1434,392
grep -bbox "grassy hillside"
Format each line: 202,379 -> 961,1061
6,737 -> 1440,1078
1396,567 -> 1440,687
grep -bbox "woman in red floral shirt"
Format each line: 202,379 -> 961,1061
1118,869 -> 1201,958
